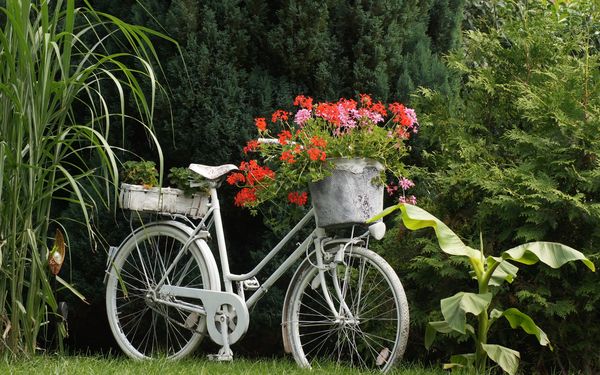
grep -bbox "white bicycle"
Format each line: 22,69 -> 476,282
104,163 -> 409,372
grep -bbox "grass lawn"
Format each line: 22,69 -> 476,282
0,355 -> 453,375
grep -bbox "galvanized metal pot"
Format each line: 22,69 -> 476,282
309,158 -> 384,228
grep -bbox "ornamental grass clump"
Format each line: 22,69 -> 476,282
227,94 -> 419,210
0,0 -> 169,354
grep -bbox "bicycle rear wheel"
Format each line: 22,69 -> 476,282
105,222 -> 217,359
284,246 -> 409,372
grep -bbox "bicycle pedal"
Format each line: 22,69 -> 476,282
242,277 -> 260,291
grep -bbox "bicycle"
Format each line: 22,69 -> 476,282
104,163 -> 409,372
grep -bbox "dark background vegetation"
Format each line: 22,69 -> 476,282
56,1 -> 599,373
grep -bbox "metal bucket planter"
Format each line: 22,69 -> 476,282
309,158 -> 384,228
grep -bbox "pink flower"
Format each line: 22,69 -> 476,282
405,108 -> 418,128
399,177 -> 415,190
386,183 -> 399,196
294,109 -> 311,126
399,195 -> 417,205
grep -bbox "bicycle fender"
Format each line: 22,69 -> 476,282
104,221 -> 221,291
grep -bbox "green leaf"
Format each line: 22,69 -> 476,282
481,344 -> 520,375
488,257 -> 519,286
426,321 -> 476,349
385,203 -> 481,259
425,321 -> 451,349
501,308 -> 551,348
366,205 -> 399,223
56,275 -> 89,305
441,292 -> 493,333
503,241 -> 595,272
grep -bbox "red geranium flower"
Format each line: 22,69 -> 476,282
243,139 -> 260,154
359,93 -> 373,107
255,117 -> 267,132
226,172 -> 246,185
271,109 -> 289,123
288,191 -> 308,206
310,136 -> 327,148
280,150 -> 296,164
234,188 -> 257,207
307,148 -> 326,161
294,95 -> 313,111
278,130 -> 292,145
315,103 -> 340,126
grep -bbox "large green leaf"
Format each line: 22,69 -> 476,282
371,204 -> 481,259
441,292 -> 493,333
488,257 -> 519,286
481,344 -> 520,375
503,242 -> 595,271
425,320 -> 474,349
501,308 -> 551,347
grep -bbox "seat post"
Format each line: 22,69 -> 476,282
209,186 -> 234,294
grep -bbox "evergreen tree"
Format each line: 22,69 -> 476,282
407,1 -> 600,371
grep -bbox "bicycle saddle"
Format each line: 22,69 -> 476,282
189,163 -> 238,181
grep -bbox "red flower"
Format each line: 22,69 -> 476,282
271,109 -> 289,123
337,98 -> 357,111
359,93 -> 373,107
288,191 -> 308,206
315,103 -> 340,126
243,139 -> 260,154
280,150 -> 296,164
240,160 -> 275,186
234,188 -> 257,207
278,130 -> 292,145
388,103 -> 406,123
226,172 -> 246,185
310,136 -> 327,148
255,117 -> 267,131
307,147 -> 326,161
293,95 -> 313,111
371,101 -> 387,116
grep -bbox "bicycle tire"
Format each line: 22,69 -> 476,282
283,246 -> 409,372
105,222 -> 218,359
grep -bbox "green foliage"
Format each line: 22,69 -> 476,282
371,203 -> 595,374
0,0 -> 167,354
406,0 -> 600,371
168,167 -> 210,195
121,161 -> 159,187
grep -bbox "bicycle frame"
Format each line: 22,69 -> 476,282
206,186 -> 320,307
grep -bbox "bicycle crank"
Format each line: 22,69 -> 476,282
158,285 -> 249,346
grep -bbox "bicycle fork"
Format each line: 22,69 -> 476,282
313,234 -> 364,322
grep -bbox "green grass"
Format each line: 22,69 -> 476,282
0,356 -> 451,375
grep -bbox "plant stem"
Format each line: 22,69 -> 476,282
474,259 -> 501,374
476,277 -> 489,374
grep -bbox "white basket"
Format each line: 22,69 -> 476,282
119,183 -> 209,219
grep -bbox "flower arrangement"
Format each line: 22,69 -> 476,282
227,94 -> 418,210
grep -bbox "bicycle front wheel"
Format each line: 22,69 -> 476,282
284,246 -> 409,372
105,222 -> 217,359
